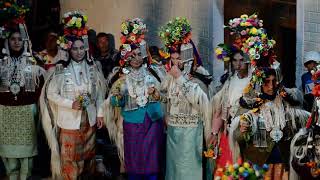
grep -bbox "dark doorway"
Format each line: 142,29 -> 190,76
224,0 -> 297,87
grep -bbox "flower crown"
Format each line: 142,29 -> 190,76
118,43 -> 140,68
0,0 -> 29,39
57,11 -> 89,50
226,13 -> 263,37
159,17 -> 192,52
120,18 -> 147,45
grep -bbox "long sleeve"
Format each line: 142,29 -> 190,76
47,74 -> 74,109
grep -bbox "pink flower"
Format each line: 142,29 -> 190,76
240,30 -> 247,35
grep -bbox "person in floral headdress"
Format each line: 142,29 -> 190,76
209,14 -> 264,170
158,17 -> 211,180
40,11 -> 106,179
102,18 -> 165,180
227,17 -> 309,179
0,1 -> 46,179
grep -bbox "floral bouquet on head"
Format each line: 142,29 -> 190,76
159,17 -> 192,52
57,11 -> 89,50
0,0 -> 29,39
0,0 -> 29,26
120,18 -> 147,44
241,33 -> 276,66
226,13 -> 263,37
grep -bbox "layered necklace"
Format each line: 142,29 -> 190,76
259,96 -> 286,142
126,67 -> 149,107
8,56 -> 26,99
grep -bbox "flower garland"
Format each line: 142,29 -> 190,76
214,159 -> 269,180
159,17 -> 192,52
120,18 -> 147,44
57,11 -> 89,50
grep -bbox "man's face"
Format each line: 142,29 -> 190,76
97,36 -> 109,53
9,32 -> 23,52
232,53 -> 248,73
306,61 -> 317,71
170,52 -> 184,69
262,75 -> 277,96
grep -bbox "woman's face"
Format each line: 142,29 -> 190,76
9,32 -> 23,52
170,52 -> 183,69
70,40 -> 85,62
129,48 -> 143,69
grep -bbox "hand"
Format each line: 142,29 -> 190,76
209,133 -> 219,146
169,65 -> 182,79
148,87 -> 155,95
72,100 -> 82,110
112,88 -> 121,97
240,121 -> 250,133
96,117 -> 104,129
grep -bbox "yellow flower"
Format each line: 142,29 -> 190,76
261,33 -> 267,39
223,57 -> 230,62
249,27 -> 258,35
215,47 -> 222,55
83,15 -> 88,22
240,14 -> 248,19
240,22 -> 245,26
243,83 -> 252,93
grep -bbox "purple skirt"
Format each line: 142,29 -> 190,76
123,115 -> 164,174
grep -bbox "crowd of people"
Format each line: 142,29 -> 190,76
1,1 -> 320,180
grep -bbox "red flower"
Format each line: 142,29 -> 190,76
312,85 -> 320,97
82,29 -> 88,35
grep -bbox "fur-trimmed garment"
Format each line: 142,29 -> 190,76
229,95 -> 309,179
40,60 -> 106,179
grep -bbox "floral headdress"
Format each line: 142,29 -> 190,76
159,17 -> 203,71
0,0 -> 29,39
57,11 -> 89,50
221,14 -> 279,96
225,13 -> 263,37
120,18 -> 147,45
159,17 -> 192,52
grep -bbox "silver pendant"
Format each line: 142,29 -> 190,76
136,96 -> 148,107
10,83 -> 20,99
270,128 -> 283,142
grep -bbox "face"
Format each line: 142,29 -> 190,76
262,75 -> 277,96
306,61 -> 317,71
70,40 -> 85,62
97,36 -> 109,53
232,53 -> 248,74
170,52 -> 184,69
129,48 -> 143,69
9,32 -> 23,52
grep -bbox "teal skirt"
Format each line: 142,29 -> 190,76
166,122 -> 203,180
